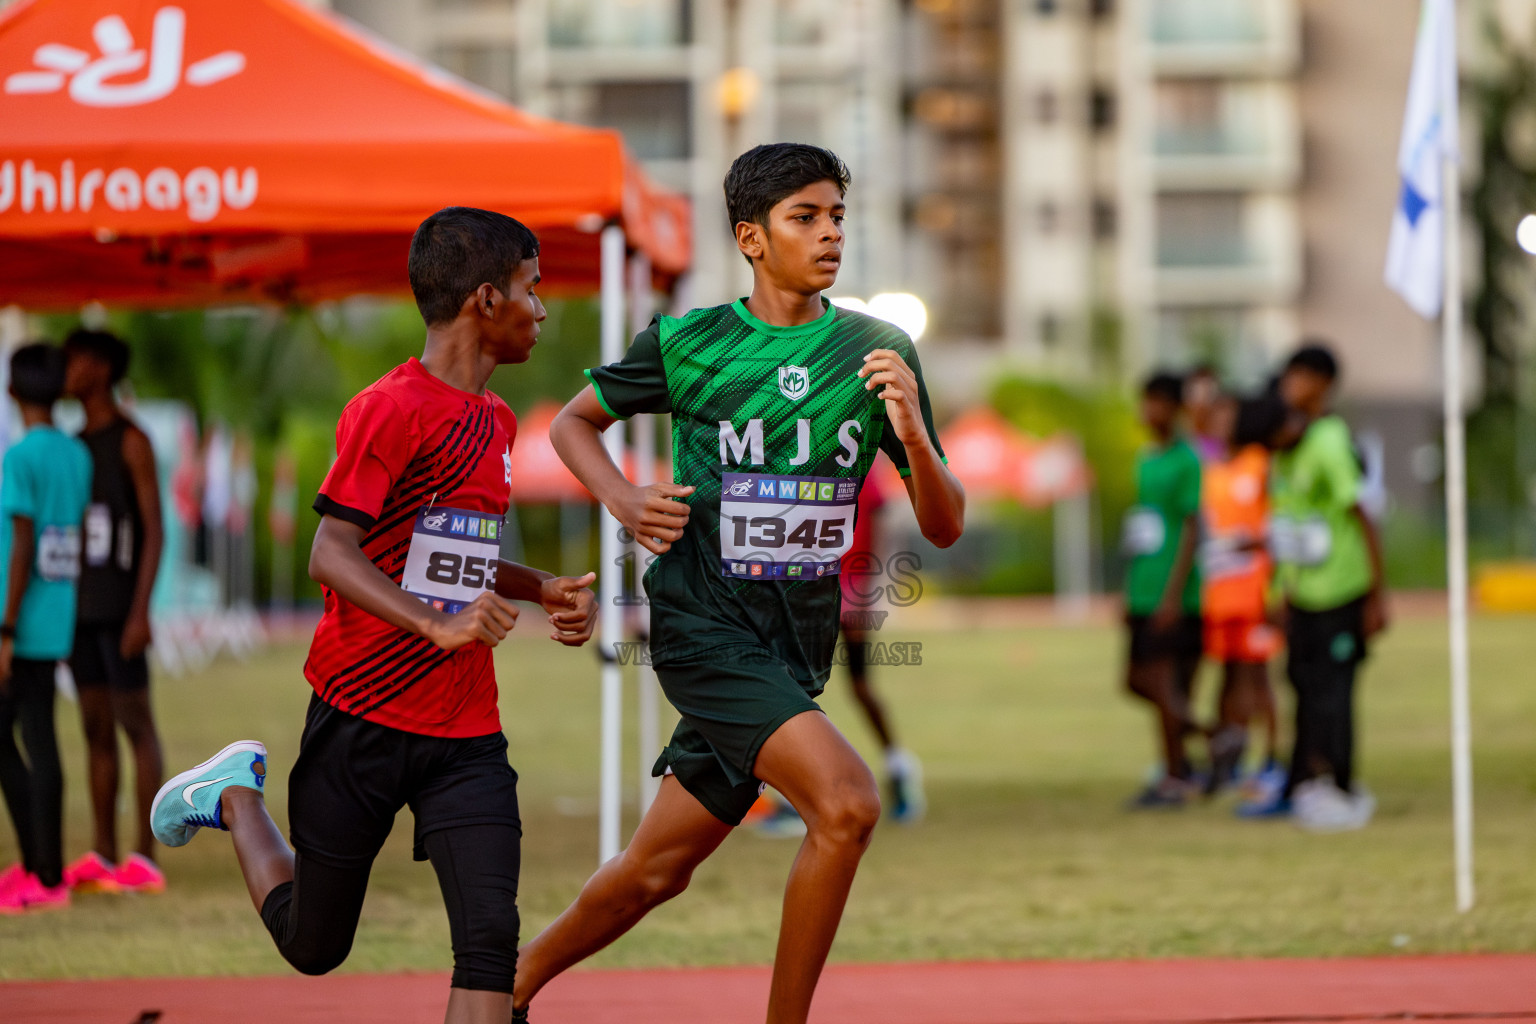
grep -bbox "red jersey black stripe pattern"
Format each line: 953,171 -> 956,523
305,358 -> 517,738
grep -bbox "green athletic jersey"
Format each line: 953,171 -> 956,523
586,298 -> 945,685
1123,437 -> 1202,616
1271,414 -> 1373,611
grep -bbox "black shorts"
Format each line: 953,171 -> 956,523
1127,613 -> 1204,664
1287,596 -> 1368,666
70,622 -> 150,692
288,694 -> 522,867
652,643 -> 822,827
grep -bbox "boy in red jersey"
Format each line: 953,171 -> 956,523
150,208 -> 597,1024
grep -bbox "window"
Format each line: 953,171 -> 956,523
1090,87 -> 1116,131
1038,313 -> 1061,346
1092,197 -> 1117,240
434,45 -> 517,100
1033,88 -> 1059,125
1036,200 -> 1061,235
549,0 -> 689,48
1156,194 -> 1245,266
593,82 -> 691,161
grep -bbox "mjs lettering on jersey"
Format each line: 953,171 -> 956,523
718,417 -> 866,469
716,416 -> 864,580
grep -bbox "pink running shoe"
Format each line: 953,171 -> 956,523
64,851 -> 121,894
0,862 -> 26,901
0,873 -> 70,914
114,853 -> 166,894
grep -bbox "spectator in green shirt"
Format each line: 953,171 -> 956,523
1122,372 -> 1203,808
1252,343 -> 1388,831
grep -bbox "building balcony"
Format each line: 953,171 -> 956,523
1151,83 -> 1299,189
1153,194 -> 1300,305
1146,0 -> 1300,77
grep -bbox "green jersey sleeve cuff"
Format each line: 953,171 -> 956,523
584,370 -> 627,420
897,455 -> 948,479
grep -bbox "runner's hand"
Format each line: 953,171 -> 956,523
121,610 -> 153,660
858,348 -> 926,447
540,572 -> 598,646
427,592 -> 519,651
615,482 -> 694,555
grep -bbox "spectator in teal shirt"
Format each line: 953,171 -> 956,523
0,344 -> 93,912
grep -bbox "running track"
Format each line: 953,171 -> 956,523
6,955 -> 1533,1023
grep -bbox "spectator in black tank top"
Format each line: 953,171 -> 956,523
60,329 -> 168,895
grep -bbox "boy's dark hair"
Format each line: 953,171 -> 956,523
724,142 -> 851,238
408,207 -> 540,326
1233,394 -> 1288,449
64,327 -> 131,385
10,342 -> 67,406
1142,371 -> 1184,405
1286,341 -> 1340,381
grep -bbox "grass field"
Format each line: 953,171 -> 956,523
2,606 -> 1534,980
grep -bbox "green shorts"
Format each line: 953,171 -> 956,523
652,643 -> 823,826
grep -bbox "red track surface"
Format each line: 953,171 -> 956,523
6,955 -> 1534,1024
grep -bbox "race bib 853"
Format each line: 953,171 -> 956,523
720,472 -> 858,580
401,506 -> 501,613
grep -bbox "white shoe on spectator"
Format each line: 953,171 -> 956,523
1295,778 -> 1374,833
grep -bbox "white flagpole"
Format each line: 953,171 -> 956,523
1440,145 -> 1475,914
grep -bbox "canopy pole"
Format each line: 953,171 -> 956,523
598,224 -> 627,865
627,253 -> 662,816
1441,151 -> 1474,913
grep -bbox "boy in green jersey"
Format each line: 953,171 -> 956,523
1121,372 -> 1203,808
523,144 -> 965,1023
1265,343 -> 1388,830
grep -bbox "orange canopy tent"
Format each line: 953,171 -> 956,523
0,0 -> 690,308
939,407 -> 1091,508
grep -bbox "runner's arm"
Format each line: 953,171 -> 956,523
860,349 -> 964,547
0,515 -> 34,685
309,516 -> 518,652
495,561 -> 598,646
121,426 -> 164,659
551,386 -> 693,557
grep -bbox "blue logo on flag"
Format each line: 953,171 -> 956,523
779,481 -> 798,499
1399,180 -> 1429,228
451,516 -> 467,535
759,480 -> 778,498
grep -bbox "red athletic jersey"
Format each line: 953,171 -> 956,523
306,358 -> 517,738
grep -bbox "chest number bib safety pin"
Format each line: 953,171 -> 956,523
401,506 -> 502,613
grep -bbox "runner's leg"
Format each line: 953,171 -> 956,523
754,710 -> 882,1024
223,787 -> 372,976
427,823 -> 522,1024
77,685 -> 120,862
112,687 -> 164,859
512,775 -> 732,1011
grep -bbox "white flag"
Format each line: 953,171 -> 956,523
1385,0 -> 1460,319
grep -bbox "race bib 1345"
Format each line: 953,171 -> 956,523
719,472 -> 858,580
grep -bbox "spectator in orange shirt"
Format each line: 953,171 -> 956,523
1200,394 -> 1288,795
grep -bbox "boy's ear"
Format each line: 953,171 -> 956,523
472,282 -> 498,319
734,220 -> 765,262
